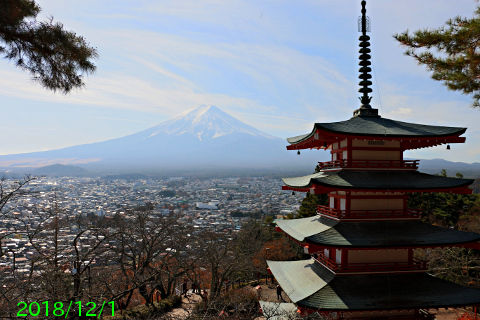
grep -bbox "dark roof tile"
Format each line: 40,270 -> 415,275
299,271 -> 480,311
287,116 -> 466,144
276,217 -> 480,247
282,171 -> 473,191
269,259 -> 480,311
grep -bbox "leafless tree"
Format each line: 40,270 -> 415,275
0,175 -> 36,258
0,194 -> 113,318
421,247 -> 480,288
0,175 -> 38,316
103,210 -> 196,310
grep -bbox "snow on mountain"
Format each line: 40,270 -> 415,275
0,105 -> 327,172
141,105 -> 276,141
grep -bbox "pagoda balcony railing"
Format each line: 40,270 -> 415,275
317,159 -> 419,170
314,253 -> 427,273
314,252 -> 338,271
339,257 -> 427,273
317,205 -> 421,219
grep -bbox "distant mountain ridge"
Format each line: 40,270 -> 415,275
0,105 -> 327,173
417,158 -> 480,178
22,158 -> 480,179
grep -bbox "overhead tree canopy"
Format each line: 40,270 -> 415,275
394,6 -> 480,108
0,0 -> 98,93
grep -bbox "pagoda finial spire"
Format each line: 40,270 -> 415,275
353,0 -> 379,117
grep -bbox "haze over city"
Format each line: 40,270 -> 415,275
2,0 -> 480,165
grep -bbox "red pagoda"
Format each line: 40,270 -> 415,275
268,2 -> 480,319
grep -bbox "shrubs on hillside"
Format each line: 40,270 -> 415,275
192,288 -> 260,319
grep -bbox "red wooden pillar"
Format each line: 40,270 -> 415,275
346,138 -> 352,165
341,249 -> 349,269
330,248 -> 336,263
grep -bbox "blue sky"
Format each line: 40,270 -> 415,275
2,0 -> 480,163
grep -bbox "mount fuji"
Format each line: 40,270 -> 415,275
0,105 -> 327,174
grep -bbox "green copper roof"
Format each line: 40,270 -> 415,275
299,270 -> 480,311
277,217 -> 480,248
269,259 -> 480,311
309,220 -> 480,247
276,215 -> 337,242
287,116 -> 466,144
267,259 -> 334,303
282,171 -> 473,191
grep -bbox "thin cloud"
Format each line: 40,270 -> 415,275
233,111 -> 310,122
88,116 -> 150,123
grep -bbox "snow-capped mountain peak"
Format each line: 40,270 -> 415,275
0,104 -> 327,172
144,104 -> 276,141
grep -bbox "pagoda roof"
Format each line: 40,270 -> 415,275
269,259 -> 480,311
282,170 -> 473,193
287,116 -> 466,145
267,259 -> 334,303
276,216 -> 480,248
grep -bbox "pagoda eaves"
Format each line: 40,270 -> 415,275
268,259 -> 480,312
276,216 -> 480,249
281,171 -> 474,194
287,116 -> 466,151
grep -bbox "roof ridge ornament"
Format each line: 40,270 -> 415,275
353,0 -> 380,118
